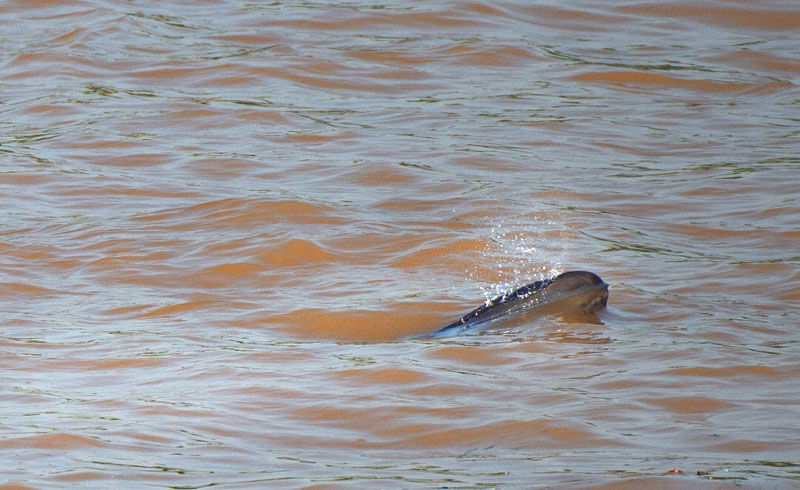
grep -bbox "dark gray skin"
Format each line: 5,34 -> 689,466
423,271 -> 608,338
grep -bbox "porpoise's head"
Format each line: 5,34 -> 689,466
547,271 -> 609,313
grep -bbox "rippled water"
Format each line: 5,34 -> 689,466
2,1 -> 799,488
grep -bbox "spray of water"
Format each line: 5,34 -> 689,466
470,217 -> 565,305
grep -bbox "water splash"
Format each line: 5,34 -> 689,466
470,217 -> 565,304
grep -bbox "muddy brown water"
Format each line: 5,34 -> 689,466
1,1 -> 799,488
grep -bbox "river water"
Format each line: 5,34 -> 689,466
1,1 -> 799,488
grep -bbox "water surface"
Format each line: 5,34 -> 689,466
1,1 -> 799,488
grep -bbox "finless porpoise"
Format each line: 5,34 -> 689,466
422,271 -> 608,338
